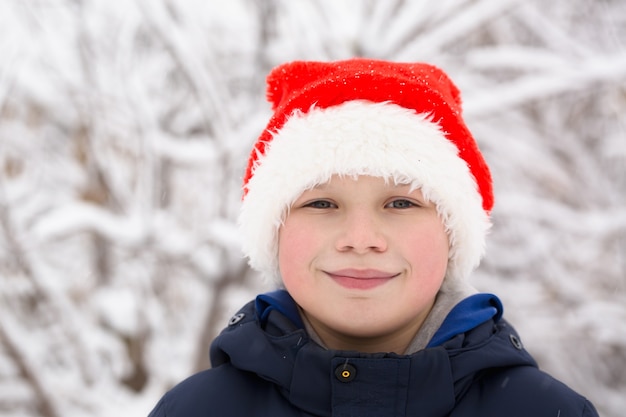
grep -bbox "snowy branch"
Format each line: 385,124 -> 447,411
0,317 -> 61,417
465,53 -> 626,116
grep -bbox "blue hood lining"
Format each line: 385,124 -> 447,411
427,293 -> 503,348
256,290 -> 305,329
256,290 -> 503,348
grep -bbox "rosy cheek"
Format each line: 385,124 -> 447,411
278,222 -> 312,278
408,228 -> 448,273
279,226 -> 307,257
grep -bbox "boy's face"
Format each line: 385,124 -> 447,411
278,175 -> 449,353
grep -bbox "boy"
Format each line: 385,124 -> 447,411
148,58 -> 598,416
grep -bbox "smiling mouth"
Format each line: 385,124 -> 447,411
325,269 -> 399,290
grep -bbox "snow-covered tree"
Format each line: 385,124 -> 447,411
0,1 -> 624,416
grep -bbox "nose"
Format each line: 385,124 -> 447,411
335,209 -> 387,254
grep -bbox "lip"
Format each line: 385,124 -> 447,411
325,269 -> 399,290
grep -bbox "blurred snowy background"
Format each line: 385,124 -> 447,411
0,0 -> 624,416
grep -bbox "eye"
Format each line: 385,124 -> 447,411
386,199 -> 417,209
304,200 -> 336,209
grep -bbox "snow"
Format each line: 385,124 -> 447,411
33,203 -> 147,246
0,1 -> 624,417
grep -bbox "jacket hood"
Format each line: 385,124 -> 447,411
210,291 -> 537,416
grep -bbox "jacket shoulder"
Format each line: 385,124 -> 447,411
147,363 -> 297,417
457,365 -> 598,417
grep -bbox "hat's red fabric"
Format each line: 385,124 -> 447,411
244,58 -> 493,213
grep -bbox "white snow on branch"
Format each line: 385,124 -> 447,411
465,53 -> 626,116
32,203 -> 147,246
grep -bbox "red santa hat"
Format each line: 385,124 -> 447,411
239,58 -> 493,286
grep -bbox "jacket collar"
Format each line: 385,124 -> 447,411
255,289 -> 503,349
211,291 -> 535,416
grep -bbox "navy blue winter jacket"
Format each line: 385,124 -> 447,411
148,291 -> 598,417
